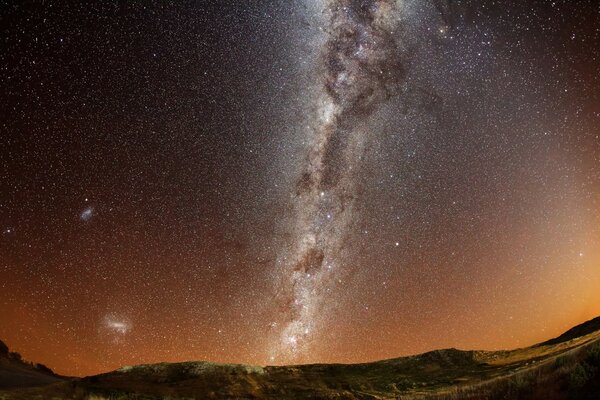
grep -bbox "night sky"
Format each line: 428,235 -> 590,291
1,0 -> 599,377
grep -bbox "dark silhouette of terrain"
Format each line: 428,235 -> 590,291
539,316 -> 600,346
0,340 -> 64,390
1,318 -> 600,399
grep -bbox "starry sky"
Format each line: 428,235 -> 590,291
1,0 -> 599,377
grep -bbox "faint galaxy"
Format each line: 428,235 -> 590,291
100,314 -> 132,341
80,206 -> 94,221
0,0 -> 599,377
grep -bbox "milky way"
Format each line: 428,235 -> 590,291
272,0 -> 411,361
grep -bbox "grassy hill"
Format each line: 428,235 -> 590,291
1,319 -> 600,399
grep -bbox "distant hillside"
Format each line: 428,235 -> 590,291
0,340 -> 64,390
540,316 -> 600,346
1,316 -> 600,399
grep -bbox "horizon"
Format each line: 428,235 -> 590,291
4,313 -> 600,378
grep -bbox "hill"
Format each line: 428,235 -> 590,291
1,318 -> 600,399
0,340 -> 64,390
539,316 -> 600,346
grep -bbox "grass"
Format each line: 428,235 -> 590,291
416,332 -> 600,400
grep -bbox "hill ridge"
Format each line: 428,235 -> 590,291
1,316 -> 600,399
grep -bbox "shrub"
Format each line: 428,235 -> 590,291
588,343 -> 600,365
508,373 -> 535,395
554,356 -> 569,369
569,363 -> 592,388
35,362 -> 54,374
512,374 -> 529,389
